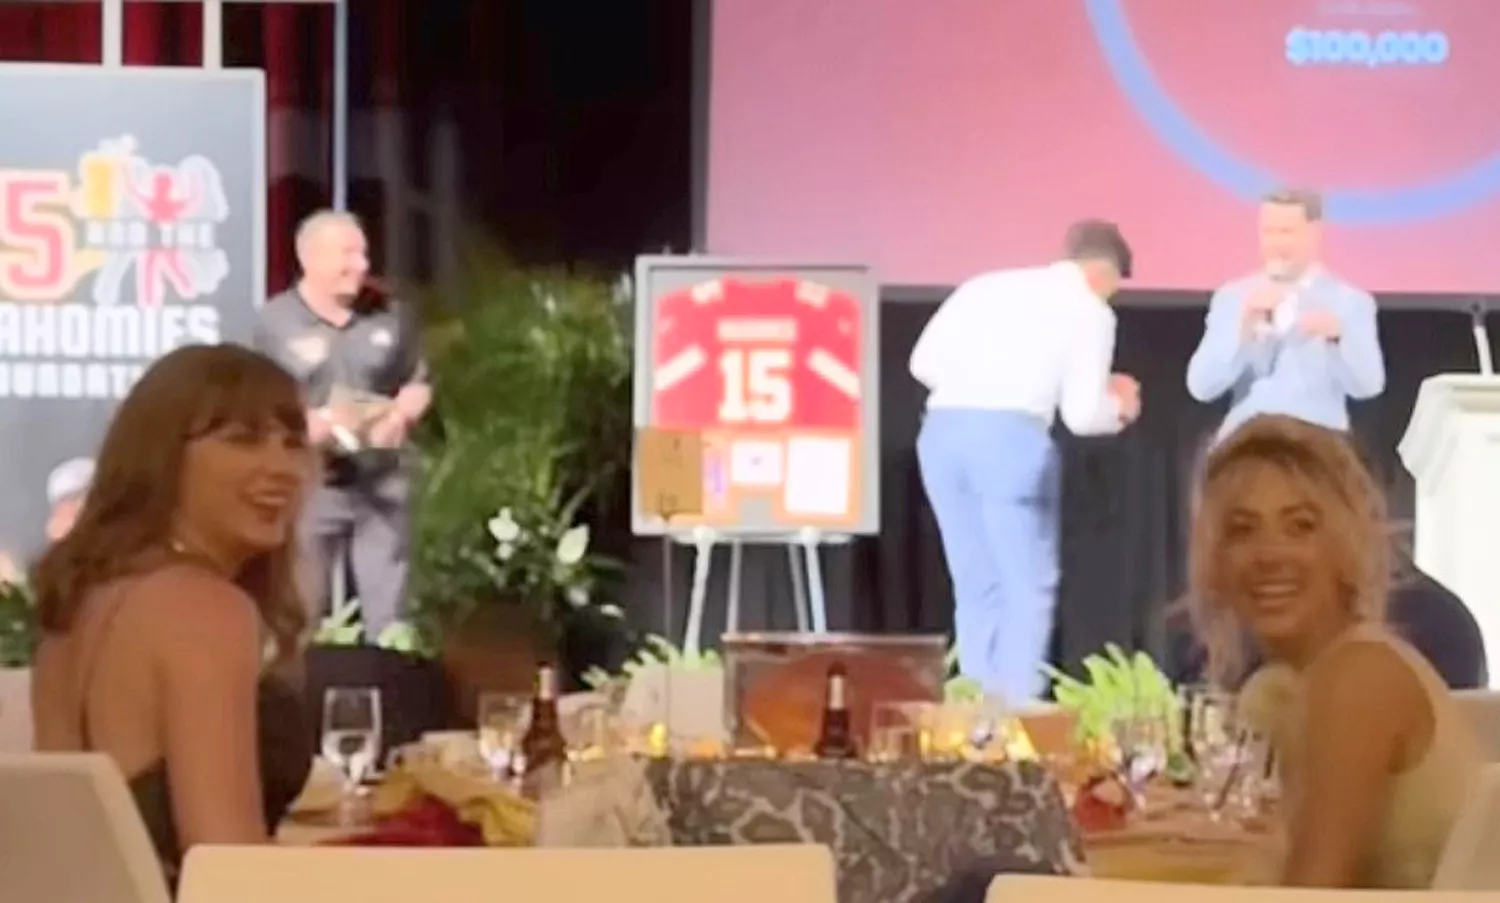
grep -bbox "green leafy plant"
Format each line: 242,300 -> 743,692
311,599 -> 422,653
406,251 -> 633,647
314,598 -> 365,646
1043,644 -> 1181,748
0,579 -> 37,668
580,634 -> 723,691
942,644 -> 984,704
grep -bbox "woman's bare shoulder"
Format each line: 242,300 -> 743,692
121,564 -> 261,646
1304,632 -> 1427,720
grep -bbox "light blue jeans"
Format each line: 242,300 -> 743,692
917,408 -> 1061,703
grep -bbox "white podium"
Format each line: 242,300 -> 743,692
1398,374 -> 1500,689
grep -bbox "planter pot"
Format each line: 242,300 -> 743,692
303,646 -> 448,755
438,604 -> 557,728
0,666 -> 32,752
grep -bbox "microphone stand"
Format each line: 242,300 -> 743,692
1470,298 -> 1494,376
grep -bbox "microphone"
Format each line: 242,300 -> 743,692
1255,261 -> 1293,338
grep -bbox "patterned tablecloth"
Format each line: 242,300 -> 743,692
647,759 -> 1083,903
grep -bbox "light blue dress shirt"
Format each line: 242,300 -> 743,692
1186,268 -> 1385,441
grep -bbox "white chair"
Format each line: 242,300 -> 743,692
180,844 -> 838,903
1433,763 -> 1500,889
987,874 -> 1500,903
1453,689 -> 1500,761
0,666 -> 32,752
0,752 -> 171,903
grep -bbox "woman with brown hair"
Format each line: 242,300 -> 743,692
1189,414 -> 1481,888
30,344 -> 315,882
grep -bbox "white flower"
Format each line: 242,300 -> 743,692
555,524 -> 589,565
496,542 -> 516,562
598,604 -> 624,619
566,586 -> 589,608
487,508 -> 521,543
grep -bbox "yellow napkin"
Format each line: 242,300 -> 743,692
1002,719 -> 1040,761
287,758 -> 346,816
372,762 -> 537,846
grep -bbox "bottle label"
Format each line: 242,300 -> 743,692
536,665 -> 557,701
828,674 -> 846,711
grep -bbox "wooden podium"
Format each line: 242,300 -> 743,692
1398,374 -> 1500,689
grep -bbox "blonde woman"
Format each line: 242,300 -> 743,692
1189,414 -> 1480,888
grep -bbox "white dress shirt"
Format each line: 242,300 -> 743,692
908,261 -> 1123,436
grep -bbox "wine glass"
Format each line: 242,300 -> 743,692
1110,713 -> 1169,806
321,686 -> 382,826
476,692 -> 528,781
1227,730 -> 1278,819
1182,685 -> 1236,817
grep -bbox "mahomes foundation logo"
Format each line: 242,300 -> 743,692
0,135 -> 228,400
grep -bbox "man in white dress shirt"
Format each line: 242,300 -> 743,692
910,220 -> 1140,702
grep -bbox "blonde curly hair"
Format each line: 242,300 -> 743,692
1187,415 -> 1388,684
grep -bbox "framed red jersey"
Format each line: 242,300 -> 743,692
632,258 -> 880,538
650,277 -> 861,432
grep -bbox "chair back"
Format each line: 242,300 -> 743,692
0,752 -> 171,903
180,844 -> 838,903
0,667 -> 32,752
1433,762 -> 1500,889
1453,690 -> 1500,761
987,875 -> 1500,903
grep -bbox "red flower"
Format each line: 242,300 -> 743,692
323,795 -> 484,847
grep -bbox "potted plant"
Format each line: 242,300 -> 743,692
407,252 -> 634,717
0,579 -> 37,751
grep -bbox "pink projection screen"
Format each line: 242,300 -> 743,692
699,0 -> 1500,298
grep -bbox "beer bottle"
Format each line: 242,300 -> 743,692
520,662 -> 568,775
814,663 -> 858,759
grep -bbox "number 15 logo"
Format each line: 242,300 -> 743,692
718,347 -> 792,424
0,171 -> 79,301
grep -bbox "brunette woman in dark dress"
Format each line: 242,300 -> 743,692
30,345 -> 315,886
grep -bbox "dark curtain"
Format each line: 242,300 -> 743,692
625,298 -> 1486,676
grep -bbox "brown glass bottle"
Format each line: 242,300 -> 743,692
520,662 -> 568,774
814,663 -> 858,760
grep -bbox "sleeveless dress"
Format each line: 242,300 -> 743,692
76,597 -> 313,886
1237,623 -> 1482,888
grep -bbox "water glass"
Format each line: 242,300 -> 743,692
1227,730 -> 1278,818
320,686 -> 382,826
476,692 -> 529,781
1110,714 -> 1169,802
1182,684 -> 1235,760
867,701 -> 929,762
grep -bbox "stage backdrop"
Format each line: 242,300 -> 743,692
0,64 -> 265,565
622,297 -> 1492,676
698,0 -> 1500,295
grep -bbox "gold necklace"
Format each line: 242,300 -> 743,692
167,538 -> 229,575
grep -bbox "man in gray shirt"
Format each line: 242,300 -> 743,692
253,210 -> 431,637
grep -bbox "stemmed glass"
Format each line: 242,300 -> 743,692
1110,713 -> 1169,806
321,687 -> 382,826
1227,730 -> 1277,819
476,692 -> 529,781
1183,685 -> 1237,818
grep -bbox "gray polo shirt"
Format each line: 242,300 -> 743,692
253,288 -> 425,486
253,288 -> 425,408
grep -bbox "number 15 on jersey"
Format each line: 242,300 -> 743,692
718,347 -> 792,424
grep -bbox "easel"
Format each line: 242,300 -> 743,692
664,527 -> 846,658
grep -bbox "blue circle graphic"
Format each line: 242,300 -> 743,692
1084,0 -> 1500,224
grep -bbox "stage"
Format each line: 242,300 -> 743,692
620,298 -> 1489,677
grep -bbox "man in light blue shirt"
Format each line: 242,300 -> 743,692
1187,188 -> 1385,441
